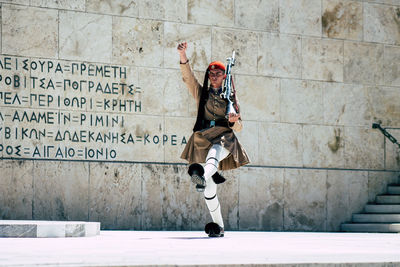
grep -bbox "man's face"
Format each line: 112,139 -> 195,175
209,69 -> 225,89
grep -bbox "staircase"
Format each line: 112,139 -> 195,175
341,182 -> 400,233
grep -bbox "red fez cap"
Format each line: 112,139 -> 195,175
208,61 -> 225,72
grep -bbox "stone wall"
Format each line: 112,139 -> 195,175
0,0 -> 399,231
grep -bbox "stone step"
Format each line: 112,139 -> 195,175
376,195 -> 400,204
341,223 -> 400,233
353,213 -> 400,223
365,204 -> 400,213
388,185 -> 400,195
0,220 -> 100,238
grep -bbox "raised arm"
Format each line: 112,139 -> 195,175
177,42 -> 201,102
177,42 -> 188,64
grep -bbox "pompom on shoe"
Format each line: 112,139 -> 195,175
188,163 -> 206,192
212,172 -> 226,184
205,222 -> 224,237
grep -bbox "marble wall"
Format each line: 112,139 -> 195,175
1,160 -> 398,231
1,0 -> 400,231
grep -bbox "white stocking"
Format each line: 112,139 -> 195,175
203,144 -> 229,228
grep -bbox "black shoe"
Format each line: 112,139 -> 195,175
205,222 -> 224,238
195,184 -> 205,192
188,163 -> 206,191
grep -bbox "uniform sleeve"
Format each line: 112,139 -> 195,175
229,118 -> 243,132
180,61 -> 202,103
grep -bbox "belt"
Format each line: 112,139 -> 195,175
204,119 -> 229,128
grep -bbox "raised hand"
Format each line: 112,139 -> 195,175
228,112 -> 240,123
177,42 -> 188,63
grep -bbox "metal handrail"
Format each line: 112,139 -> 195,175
372,123 -> 400,149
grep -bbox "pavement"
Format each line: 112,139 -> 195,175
1,230 -> 400,267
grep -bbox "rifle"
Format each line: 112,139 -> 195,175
220,51 -> 237,119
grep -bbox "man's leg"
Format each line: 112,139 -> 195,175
203,144 -> 230,229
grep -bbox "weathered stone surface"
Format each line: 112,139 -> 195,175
137,68 -> 166,116
2,108 -> 47,154
344,127 -> 384,169
284,169 -> 327,231
364,0 -> 400,5
0,160 -> 33,220
364,3 -> 400,45
344,42 -> 384,85
161,165 -> 194,230
86,0 -> 138,16
384,45 -> 400,86
0,117 -> 3,158
302,38 -> 344,82
189,180 -> 211,231
0,56 -> 31,108
0,223 -> 36,237
235,0 -> 279,31
112,17 -> 163,67
59,11 -> 112,63
89,163 -> 141,230
303,125 -> 345,168
164,22 -> 211,71
162,69 -> 194,117
31,0 -> 85,10
141,164 -> 199,230
139,0 -> 187,22
327,170 -> 368,231
65,223 -> 85,237
1,0 -> 399,233
2,5 -> 58,58
214,169 -> 239,230
258,122 -> 303,167
323,81 -> 400,128
56,118 -> 95,159
85,221 -> 101,236
323,83 -> 372,127
368,171 -> 400,202
164,117 -> 195,163
0,220 -> 100,237
322,0 -> 363,40
369,86 -> 400,127
280,79 -> 324,124
384,129 -> 400,170
33,161 -> 89,221
26,56 -> 102,110
239,167 -> 284,231
0,0 -> 29,4
0,5 -> 2,53
212,28 -> 258,75
188,0 -> 234,27
235,121 -> 258,166
235,75 -> 280,122
257,33 -> 301,79
115,115 -> 164,162
279,0 -> 322,37
141,164 -> 163,230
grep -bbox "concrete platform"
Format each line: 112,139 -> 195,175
0,220 -> 100,238
1,231 -> 400,266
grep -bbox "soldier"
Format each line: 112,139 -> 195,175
177,42 -> 250,237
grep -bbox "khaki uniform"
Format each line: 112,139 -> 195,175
180,62 -> 250,171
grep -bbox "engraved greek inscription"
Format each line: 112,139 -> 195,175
0,92 -> 22,105
0,55 -> 187,162
0,144 -> 21,156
